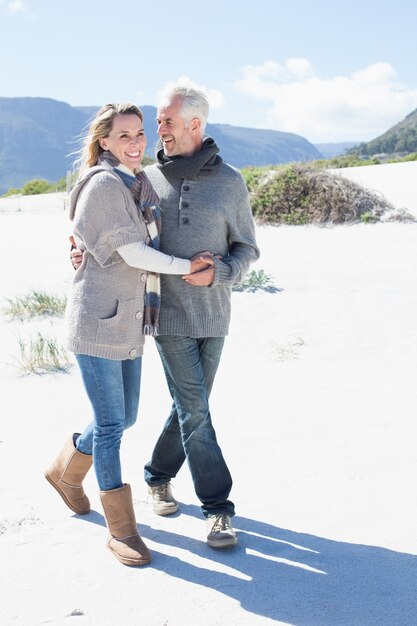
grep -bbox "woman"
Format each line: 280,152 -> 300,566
45,103 -> 212,566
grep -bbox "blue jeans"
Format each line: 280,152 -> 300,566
75,354 -> 142,491
144,336 -> 234,518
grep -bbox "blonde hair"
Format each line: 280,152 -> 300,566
75,103 -> 143,174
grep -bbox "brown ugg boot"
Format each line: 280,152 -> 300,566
100,484 -> 151,566
45,435 -> 92,515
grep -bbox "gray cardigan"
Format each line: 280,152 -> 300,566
145,156 -> 260,337
65,163 -> 150,360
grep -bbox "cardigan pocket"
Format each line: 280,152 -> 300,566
96,298 -> 137,346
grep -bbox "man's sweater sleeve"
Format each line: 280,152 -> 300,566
211,176 -> 260,287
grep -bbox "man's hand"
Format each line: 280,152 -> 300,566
182,251 -> 215,286
182,266 -> 215,286
69,235 -> 83,270
182,252 -> 223,286
189,253 -> 214,274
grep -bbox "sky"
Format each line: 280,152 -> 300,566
1,0 -> 417,144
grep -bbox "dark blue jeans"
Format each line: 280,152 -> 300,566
144,336 -> 234,518
75,354 -> 142,491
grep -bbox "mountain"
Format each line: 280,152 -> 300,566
0,98 -> 87,193
0,98 -> 322,194
204,122 -> 322,166
314,141 -> 359,159
349,108 -> 417,157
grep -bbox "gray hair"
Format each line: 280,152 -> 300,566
159,85 -> 209,134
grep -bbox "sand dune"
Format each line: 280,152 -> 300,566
0,162 -> 416,625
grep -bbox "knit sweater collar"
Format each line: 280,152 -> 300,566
155,135 -> 222,180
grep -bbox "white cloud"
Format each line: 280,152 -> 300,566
156,75 -> 225,111
7,0 -> 26,13
235,59 -> 417,142
135,90 -> 146,102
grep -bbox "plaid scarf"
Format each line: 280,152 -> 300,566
99,150 -> 162,336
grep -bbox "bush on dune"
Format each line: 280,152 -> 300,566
246,163 -> 415,225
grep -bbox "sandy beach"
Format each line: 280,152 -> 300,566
0,163 -> 416,625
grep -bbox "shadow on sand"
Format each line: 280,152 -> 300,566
79,503 -> 417,625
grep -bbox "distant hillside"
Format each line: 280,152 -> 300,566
0,98 -> 322,194
349,108 -> 417,157
0,97 -> 86,194
206,123 -> 322,166
314,141 -> 359,159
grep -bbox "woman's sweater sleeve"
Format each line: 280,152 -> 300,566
73,174 -> 145,267
117,242 -> 191,274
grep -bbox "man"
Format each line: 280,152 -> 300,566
143,85 -> 259,548
72,85 -> 260,548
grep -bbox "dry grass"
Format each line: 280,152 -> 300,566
17,333 -> 72,374
5,290 -> 67,320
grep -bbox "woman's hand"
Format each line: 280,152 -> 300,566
183,253 -> 215,286
69,235 -> 83,270
189,254 -> 214,274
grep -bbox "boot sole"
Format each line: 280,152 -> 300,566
207,537 -> 238,549
152,504 -> 179,516
107,544 -> 151,566
44,472 -> 90,515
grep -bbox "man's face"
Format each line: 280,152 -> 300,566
156,97 -> 200,157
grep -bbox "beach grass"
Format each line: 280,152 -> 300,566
5,290 -> 67,320
17,333 -> 72,374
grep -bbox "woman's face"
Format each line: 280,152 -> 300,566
100,114 -> 147,172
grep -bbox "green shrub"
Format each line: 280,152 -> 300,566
1,172 -> 80,197
314,154 -> 376,169
250,165 -> 311,224
54,175 -> 71,192
2,187 -> 21,197
21,179 -> 52,195
233,269 -> 281,293
360,212 -> 378,224
241,165 -> 282,192
396,152 -> 417,163
142,155 -> 155,167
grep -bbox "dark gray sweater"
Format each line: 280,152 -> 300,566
145,139 -> 260,337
